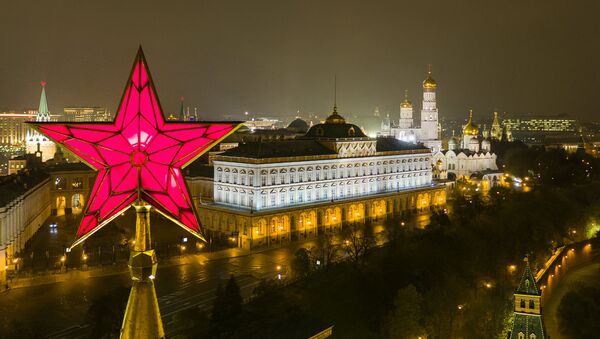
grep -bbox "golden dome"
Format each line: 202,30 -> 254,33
400,89 -> 412,108
422,65 -> 437,90
463,110 -> 479,136
325,106 -> 346,124
423,74 -> 437,89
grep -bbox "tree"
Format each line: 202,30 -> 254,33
382,284 -> 427,339
311,232 -> 339,268
557,286 -> 600,338
86,286 -> 130,338
292,247 -> 312,278
342,222 -> 375,265
210,275 -> 243,337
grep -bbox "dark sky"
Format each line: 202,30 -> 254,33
1,0 -> 599,122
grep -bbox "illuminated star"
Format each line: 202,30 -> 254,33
30,47 -> 241,247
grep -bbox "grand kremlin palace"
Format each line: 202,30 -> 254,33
193,109 -> 446,250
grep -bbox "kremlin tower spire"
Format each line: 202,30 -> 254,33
37,81 -> 50,122
26,81 -> 56,161
508,257 -> 546,339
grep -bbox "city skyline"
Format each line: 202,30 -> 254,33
1,0 -> 599,121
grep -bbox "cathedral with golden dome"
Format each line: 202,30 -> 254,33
432,110 -> 500,180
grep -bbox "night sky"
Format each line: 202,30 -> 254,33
1,0 -> 599,121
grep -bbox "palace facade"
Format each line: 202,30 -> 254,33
197,108 -> 446,249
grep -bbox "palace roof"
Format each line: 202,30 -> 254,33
218,140 -> 337,159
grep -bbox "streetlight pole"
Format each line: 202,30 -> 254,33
120,203 -> 164,338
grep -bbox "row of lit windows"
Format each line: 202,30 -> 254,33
215,157 -> 431,186
216,174 -> 431,209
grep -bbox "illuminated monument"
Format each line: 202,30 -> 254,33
30,47 -> 241,338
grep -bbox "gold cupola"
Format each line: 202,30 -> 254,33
422,65 -> 437,90
400,89 -> 412,108
463,110 -> 479,136
324,105 -> 346,124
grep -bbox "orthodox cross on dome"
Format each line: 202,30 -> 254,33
29,47 -> 242,247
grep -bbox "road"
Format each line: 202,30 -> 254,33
0,210 -> 432,337
1,243 -> 309,338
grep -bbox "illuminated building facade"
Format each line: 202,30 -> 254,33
63,106 -> 111,122
380,67 -> 442,152
0,170 -> 51,286
503,114 -> 577,143
198,109 -> 446,249
0,111 -> 37,145
509,257 -> 546,339
49,163 -> 94,216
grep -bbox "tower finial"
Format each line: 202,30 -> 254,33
428,64 -> 432,75
404,89 -> 408,100
333,74 -> 337,114
469,109 -> 473,119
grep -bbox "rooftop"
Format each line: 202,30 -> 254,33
218,140 -> 337,159
0,169 -> 50,207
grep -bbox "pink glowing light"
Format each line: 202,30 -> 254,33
30,47 -> 241,246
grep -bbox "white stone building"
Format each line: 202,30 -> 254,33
213,109 -> 435,211
432,111 -> 500,179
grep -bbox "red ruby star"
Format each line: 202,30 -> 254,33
30,48 -> 241,247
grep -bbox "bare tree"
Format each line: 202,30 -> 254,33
342,222 -> 375,265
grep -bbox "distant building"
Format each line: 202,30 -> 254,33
7,154 -> 42,175
509,257 -> 546,339
25,82 -> 56,162
0,111 -> 37,146
244,118 -> 279,131
503,114 -> 577,143
63,106 -> 110,122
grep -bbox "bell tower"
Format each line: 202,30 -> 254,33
420,65 -> 441,152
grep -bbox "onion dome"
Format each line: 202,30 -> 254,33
463,110 -> 479,136
422,66 -> 437,90
400,89 -> 412,108
448,138 -> 457,150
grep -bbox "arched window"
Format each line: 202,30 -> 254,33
518,332 -> 525,339
520,299 -> 525,308
529,300 -> 535,309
